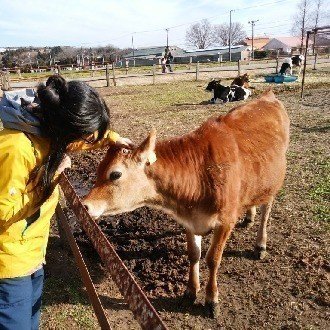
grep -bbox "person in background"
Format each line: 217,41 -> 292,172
166,51 -> 174,73
161,57 -> 167,73
0,75 -> 131,330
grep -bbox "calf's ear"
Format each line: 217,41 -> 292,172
133,128 -> 157,165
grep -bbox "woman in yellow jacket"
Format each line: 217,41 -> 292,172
0,75 -> 129,329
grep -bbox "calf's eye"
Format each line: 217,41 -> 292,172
109,171 -> 122,181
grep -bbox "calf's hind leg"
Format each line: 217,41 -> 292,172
255,198 -> 273,259
184,230 -> 202,302
205,220 -> 235,318
240,206 -> 256,228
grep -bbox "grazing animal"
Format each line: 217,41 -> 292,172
279,55 -> 304,75
231,73 -> 250,88
83,90 -> 290,318
205,79 -> 251,103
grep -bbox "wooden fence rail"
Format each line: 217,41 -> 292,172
4,56 -> 330,90
58,174 -> 168,330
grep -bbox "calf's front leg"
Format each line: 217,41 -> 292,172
205,220 -> 235,318
184,230 -> 202,302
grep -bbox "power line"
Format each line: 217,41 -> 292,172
255,23 -> 292,31
255,19 -> 292,27
238,0 -> 294,11
77,0 -> 298,47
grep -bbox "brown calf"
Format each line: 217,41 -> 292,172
83,90 -> 290,318
231,73 -> 250,88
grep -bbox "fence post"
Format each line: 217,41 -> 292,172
57,65 -> 61,75
152,64 -> 156,85
313,53 -> 317,70
237,60 -> 241,76
219,54 -> 223,66
112,64 -> 117,86
106,64 -> 110,87
1,72 -> 11,91
275,50 -> 279,74
195,62 -> 200,81
189,56 -> 192,70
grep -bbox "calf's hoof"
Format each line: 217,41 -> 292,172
239,216 -> 254,229
205,301 -> 220,319
255,246 -> 267,260
181,289 -> 197,305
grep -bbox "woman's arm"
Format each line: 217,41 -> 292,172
67,130 -> 133,152
0,145 -> 70,231
66,130 -> 120,151
0,147 -> 40,229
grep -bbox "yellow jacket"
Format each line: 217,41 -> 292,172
0,128 -> 120,278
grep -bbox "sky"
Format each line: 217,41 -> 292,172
0,0 -> 328,49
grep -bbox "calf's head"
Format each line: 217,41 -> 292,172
205,79 -> 221,92
83,130 -> 157,219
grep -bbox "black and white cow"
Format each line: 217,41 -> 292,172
206,79 -> 251,103
279,55 -> 304,75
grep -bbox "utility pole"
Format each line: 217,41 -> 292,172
132,33 -> 135,67
248,20 -> 259,60
166,28 -> 169,48
229,10 -> 234,62
81,46 -> 84,67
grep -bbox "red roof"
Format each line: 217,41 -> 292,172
244,37 -> 271,50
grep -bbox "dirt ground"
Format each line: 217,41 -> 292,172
33,71 -> 329,329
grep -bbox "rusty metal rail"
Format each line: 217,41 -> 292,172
59,173 -> 167,330
56,204 -> 112,329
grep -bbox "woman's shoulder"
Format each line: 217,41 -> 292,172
0,128 -> 36,158
0,128 -> 30,143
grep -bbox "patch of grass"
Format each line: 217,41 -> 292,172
41,276 -> 98,329
309,159 -> 330,225
277,188 -> 286,202
41,304 -> 98,330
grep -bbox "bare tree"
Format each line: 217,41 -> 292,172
185,19 -> 213,49
212,22 -> 247,46
291,0 -> 313,52
312,0 -> 326,54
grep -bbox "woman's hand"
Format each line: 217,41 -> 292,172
116,137 -> 135,148
57,154 -> 72,174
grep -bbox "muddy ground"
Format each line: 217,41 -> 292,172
40,75 -> 329,329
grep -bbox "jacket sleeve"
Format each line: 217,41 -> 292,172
67,130 -> 120,152
0,148 -> 40,229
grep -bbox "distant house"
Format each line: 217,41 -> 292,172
123,46 -> 185,66
314,35 -> 330,50
243,37 -> 270,50
263,37 -> 312,53
174,45 -> 249,63
0,48 -> 6,54
121,45 -> 248,65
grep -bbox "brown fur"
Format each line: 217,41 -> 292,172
231,73 -> 250,88
83,90 -> 290,316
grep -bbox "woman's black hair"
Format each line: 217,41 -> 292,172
32,75 -> 110,203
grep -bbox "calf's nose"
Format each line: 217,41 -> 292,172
81,198 -> 105,219
83,202 -> 90,213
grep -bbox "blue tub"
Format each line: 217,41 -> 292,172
264,75 -> 276,83
264,74 -> 298,84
